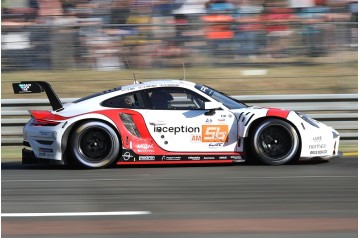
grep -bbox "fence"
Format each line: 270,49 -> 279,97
2,94 -> 357,146
2,20 -> 358,71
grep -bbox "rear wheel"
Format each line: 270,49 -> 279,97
250,119 -> 299,165
70,121 -> 120,168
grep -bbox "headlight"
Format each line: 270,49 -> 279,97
296,112 -> 320,128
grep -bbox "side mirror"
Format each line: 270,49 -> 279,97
204,101 -> 222,116
205,101 -> 222,110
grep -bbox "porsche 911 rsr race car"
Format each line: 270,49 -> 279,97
12,80 -> 340,168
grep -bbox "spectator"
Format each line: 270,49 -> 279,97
348,1 -> 357,47
233,0 -> 264,58
60,0 -> 76,14
111,0 -> 132,24
203,0 -> 235,57
298,2 -> 331,57
262,0 -> 295,58
172,0 -> 207,47
37,0 -> 63,18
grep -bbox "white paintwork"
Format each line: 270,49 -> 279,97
22,79 -> 340,163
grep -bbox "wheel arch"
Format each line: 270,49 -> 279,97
61,117 -> 122,165
244,116 -> 302,159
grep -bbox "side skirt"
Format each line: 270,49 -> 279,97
117,149 -> 246,165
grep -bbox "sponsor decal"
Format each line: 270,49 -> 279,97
191,134 -> 202,142
135,143 -> 154,152
122,152 -> 133,161
19,83 -> 32,93
205,118 -> 213,123
217,118 -> 226,122
188,156 -> 201,160
139,156 -> 155,161
230,155 -> 243,160
204,156 -> 215,160
39,131 -> 57,138
309,144 -> 327,155
209,142 -> 224,148
309,144 -> 326,150
312,136 -> 322,142
154,126 -> 200,135
202,125 -> 228,142
162,156 -> 181,161
199,85 -> 209,93
310,150 -> 327,155
219,156 -> 228,160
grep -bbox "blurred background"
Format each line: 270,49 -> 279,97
1,0 -> 357,98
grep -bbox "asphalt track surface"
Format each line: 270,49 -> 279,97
2,157 -> 357,238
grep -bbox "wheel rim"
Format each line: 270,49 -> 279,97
78,128 -> 112,162
257,124 -> 294,161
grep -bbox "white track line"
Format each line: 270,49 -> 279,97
2,211 -> 151,217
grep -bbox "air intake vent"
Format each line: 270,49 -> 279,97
120,113 -> 141,137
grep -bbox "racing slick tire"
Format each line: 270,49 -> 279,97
70,121 -> 120,168
250,118 -> 300,165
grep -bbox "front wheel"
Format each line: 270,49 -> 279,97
250,119 -> 300,165
70,121 -> 120,168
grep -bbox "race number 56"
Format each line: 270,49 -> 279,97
202,125 -> 228,142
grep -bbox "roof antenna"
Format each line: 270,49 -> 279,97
182,62 -> 186,81
124,56 -> 139,84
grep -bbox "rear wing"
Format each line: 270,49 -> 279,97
12,81 -> 63,111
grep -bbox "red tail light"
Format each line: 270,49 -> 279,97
29,110 -> 65,126
32,119 -> 60,126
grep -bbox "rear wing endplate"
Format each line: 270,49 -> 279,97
12,81 -> 63,111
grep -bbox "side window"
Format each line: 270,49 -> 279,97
147,87 -> 208,110
101,93 -> 142,108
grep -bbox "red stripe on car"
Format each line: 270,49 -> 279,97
117,160 -> 233,165
29,110 -> 69,121
266,108 -> 290,119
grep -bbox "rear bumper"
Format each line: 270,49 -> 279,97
22,147 -> 64,165
22,148 -> 38,164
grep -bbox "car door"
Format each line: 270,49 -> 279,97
142,87 -> 238,152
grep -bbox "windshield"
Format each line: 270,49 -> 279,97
195,84 -> 247,109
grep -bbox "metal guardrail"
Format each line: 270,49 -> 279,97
1,94 -> 358,145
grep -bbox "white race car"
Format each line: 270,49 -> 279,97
13,80 -> 340,168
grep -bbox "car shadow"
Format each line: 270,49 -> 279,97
1,161 -> 68,170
